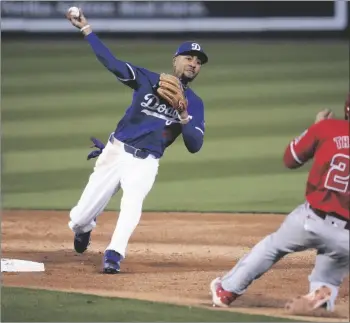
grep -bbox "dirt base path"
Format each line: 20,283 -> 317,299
2,211 -> 349,322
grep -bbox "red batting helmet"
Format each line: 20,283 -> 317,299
345,92 -> 350,120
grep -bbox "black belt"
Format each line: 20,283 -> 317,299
310,206 -> 350,230
109,135 -> 150,159
123,144 -> 150,159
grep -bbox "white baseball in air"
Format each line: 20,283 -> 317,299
68,7 -> 80,18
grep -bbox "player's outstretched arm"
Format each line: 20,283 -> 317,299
66,8 -> 137,88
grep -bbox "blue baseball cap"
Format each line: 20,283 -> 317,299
174,41 -> 208,65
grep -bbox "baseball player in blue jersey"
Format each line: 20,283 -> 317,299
66,9 -> 207,273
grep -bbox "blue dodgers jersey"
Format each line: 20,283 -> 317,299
85,32 -> 205,159
112,64 -> 204,158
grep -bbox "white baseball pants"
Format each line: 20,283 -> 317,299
68,137 -> 159,258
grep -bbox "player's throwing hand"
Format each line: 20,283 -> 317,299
65,8 -> 91,34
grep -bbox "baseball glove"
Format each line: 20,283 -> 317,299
156,73 -> 188,113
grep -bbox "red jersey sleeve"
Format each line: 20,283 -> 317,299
283,123 -> 320,169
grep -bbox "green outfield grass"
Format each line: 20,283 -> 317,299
1,287 -> 298,322
1,38 -> 348,212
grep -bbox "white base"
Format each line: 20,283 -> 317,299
1,258 -> 45,272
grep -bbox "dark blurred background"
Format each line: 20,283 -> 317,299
1,0 -> 350,39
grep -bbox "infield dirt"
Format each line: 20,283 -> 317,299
2,210 -> 349,322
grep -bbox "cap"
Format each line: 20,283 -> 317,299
174,41 -> 208,65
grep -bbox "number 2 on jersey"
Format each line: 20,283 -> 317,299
324,153 -> 350,193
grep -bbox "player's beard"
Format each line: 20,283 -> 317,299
181,70 -> 198,83
173,63 -> 198,84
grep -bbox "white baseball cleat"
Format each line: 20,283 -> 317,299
210,277 -> 239,308
285,285 -> 332,313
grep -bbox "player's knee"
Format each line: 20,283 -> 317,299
121,192 -> 145,209
261,234 -> 288,257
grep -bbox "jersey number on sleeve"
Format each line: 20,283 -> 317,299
324,153 -> 350,193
